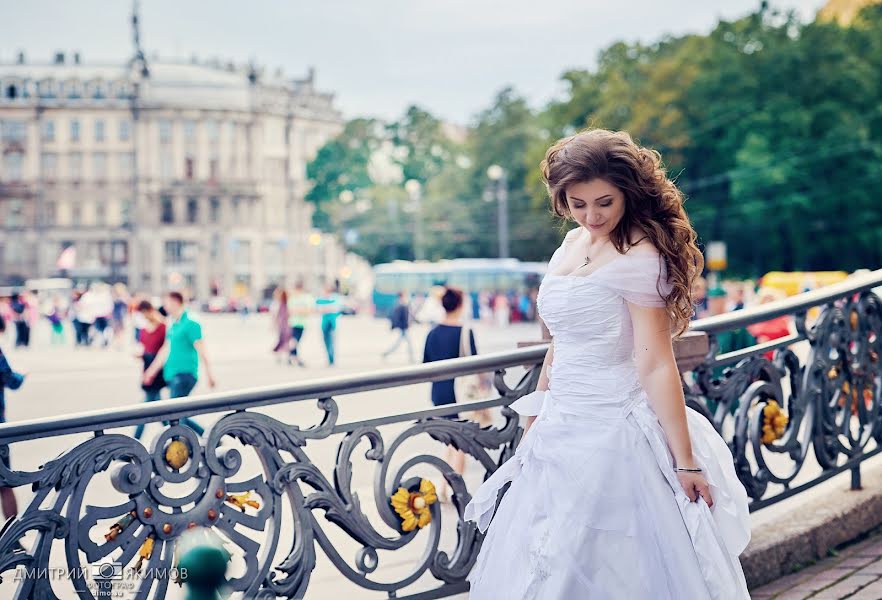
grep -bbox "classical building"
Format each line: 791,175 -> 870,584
0,19 -> 351,300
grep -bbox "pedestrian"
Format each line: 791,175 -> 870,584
747,288 -> 791,361
381,292 -> 414,362
0,314 -> 26,519
70,290 -> 90,346
111,283 -> 130,349
90,284 -> 114,348
422,287 -> 491,501
316,285 -> 343,366
691,275 -> 709,319
10,294 -> 29,348
142,291 -> 215,435
47,297 -> 66,345
287,281 -> 313,367
133,300 -> 167,440
271,287 -> 291,363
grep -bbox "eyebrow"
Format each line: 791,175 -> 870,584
568,194 -> 613,203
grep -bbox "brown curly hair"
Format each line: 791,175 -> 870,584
540,129 -> 703,336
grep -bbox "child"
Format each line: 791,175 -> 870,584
0,314 -> 26,519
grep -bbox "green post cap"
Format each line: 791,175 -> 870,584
176,527 -> 232,600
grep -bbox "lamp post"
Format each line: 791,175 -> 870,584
486,165 -> 509,259
404,179 -> 424,260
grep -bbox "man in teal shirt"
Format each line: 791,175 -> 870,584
316,285 -> 343,366
143,291 -> 216,435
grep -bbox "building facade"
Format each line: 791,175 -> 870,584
0,50 -> 349,300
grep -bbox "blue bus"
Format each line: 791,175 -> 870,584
371,259 -> 547,318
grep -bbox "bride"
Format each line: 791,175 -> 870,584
463,129 -> 751,599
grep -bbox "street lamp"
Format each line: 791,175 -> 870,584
404,179 -> 424,260
486,165 -> 509,259
338,189 -> 354,204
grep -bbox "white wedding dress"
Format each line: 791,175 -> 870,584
463,233 -> 751,599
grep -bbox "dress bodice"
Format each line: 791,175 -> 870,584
537,230 -> 673,417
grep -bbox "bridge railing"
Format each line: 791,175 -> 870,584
0,269 -> 880,599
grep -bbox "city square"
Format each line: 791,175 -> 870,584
3,0 -> 882,598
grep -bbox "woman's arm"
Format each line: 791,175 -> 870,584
524,340 -> 554,434
627,302 -> 713,507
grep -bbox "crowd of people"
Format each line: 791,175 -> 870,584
0,283 -> 132,350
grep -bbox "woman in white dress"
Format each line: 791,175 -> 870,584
463,129 -> 751,599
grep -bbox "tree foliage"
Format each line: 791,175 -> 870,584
306,4 -> 882,274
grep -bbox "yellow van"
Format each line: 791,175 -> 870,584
759,271 -> 849,297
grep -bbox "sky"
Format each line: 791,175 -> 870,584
4,0 -> 827,125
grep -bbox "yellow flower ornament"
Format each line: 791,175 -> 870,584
391,479 -> 438,532
761,400 -> 788,445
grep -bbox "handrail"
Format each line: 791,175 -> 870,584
0,345 -> 548,444
2,269 -> 880,444
691,269 -> 882,334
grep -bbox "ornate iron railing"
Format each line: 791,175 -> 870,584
0,270 -> 880,599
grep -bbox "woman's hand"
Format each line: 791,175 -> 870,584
677,471 -> 714,508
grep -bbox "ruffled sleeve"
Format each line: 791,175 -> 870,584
606,253 -> 673,308
545,227 -> 580,275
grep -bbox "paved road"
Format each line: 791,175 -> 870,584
0,313 -> 536,600
753,530 -> 882,599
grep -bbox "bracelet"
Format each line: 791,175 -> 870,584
674,466 -> 702,473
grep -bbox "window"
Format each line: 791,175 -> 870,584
209,196 -> 220,223
186,196 -> 199,224
159,119 -> 172,143
70,119 -> 80,143
209,158 -> 219,180
95,120 -> 105,142
1,120 -> 26,142
5,199 -> 25,227
120,199 -> 132,227
232,239 -> 251,266
38,80 -> 57,99
119,153 -> 134,179
93,153 -> 107,179
206,120 -> 219,142
69,152 -> 83,180
185,157 -> 194,180
161,195 -> 174,224
4,152 -> 24,181
42,201 -> 56,226
119,120 -> 131,142
183,120 -> 196,141
232,196 -> 241,222
95,201 -> 106,226
5,84 -> 18,99
164,240 -> 197,265
160,151 -> 174,180
42,120 -> 55,142
41,153 -> 58,179
71,204 -> 81,226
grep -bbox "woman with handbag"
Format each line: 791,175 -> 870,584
422,287 -> 491,502
134,300 -> 167,441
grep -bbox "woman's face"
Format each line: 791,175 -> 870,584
565,179 -> 626,238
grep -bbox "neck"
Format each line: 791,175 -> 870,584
442,313 -> 461,324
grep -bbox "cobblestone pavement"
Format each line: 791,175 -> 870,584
753,531 -> 882,599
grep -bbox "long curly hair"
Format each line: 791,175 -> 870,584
540,129 -> 703,336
